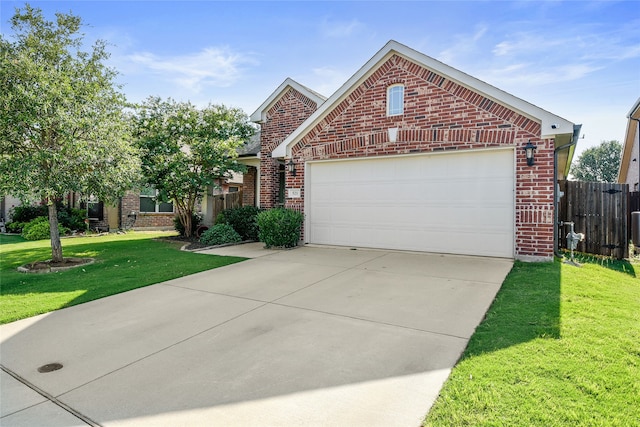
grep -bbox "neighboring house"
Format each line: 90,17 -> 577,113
3,144 -> 254,232
617,97 -> 640,190
240,40 -> 580,261
1,195 -> 22,223
237,131 -> 261,207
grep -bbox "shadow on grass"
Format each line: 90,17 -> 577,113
462,260 -> 561,358
562,250 -> 637,277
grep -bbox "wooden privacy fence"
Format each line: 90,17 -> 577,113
558,181 -> 628,259
211,191 -> 243,223
629,192 -> 640,242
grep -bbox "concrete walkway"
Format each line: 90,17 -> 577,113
1,243 -> 513,426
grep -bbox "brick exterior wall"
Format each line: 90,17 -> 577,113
280,54 -> 555,260
121,191 -> 174,230
259,88 -> 320,209
242,166 -> 257,206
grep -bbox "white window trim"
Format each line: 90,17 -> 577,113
387,84 -> 404,116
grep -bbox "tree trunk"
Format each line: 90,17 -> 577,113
48,203 -> 63,262
182,208 -> 192,238
175,197 -> 196,238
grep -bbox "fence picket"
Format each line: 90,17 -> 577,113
211,191 -> 243,224
559,181 -> 628,259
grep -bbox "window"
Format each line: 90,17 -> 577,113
228,186 -> 239,193
387,84 -> 404,116
87,196 -> 104,221
139,187 -> 173,213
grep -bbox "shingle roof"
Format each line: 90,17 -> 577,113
237,130 -> 261,157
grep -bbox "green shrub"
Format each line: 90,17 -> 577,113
6,221 -> 26,234
10,203 -> 87,232
58,207 -> 87,231
216,206 -> 263,241
199,223 -> 242,246
256,208 -> 304,248
10,204 -> 47,223
21,217 -> 69,241
174,212 -> 202,236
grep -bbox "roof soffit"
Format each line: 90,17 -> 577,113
617,97 -> 640,182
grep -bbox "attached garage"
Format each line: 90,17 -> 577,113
255,41 -> 580,261
306,148 -> 515,258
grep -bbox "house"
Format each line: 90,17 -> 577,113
240,40 -> 580,261
617,97 -> 640,190
90,170 -> 251,232
113,133 -> 262,231
1,195 -> 22,224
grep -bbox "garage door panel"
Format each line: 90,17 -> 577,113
307,150 -> 514,258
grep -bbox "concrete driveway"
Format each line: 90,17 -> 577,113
1,243 -> 513,427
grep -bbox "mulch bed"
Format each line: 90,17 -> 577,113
18,257 -> 95,273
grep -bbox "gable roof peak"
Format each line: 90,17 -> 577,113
273,39 -> 576,158
250,77 -> 327,123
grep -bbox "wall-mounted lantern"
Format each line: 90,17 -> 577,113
287,159 -> 296,176
523,141 -> 537,166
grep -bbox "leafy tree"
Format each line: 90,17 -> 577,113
0,5 -> 140,262
570,140 -> 622,183
133,97 -> 254,237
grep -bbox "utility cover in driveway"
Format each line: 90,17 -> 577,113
306,148 -> 515,258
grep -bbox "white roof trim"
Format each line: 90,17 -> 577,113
273,40 -> 575,158
250,78 -> 327,123
627,96 -> 640,118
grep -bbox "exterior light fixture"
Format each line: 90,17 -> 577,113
523,141 -> 537,166
287,159 -> 296,176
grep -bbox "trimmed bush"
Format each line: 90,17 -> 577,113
256,208 -> 304,248
6,221 -> 26,234
9,203 -> 87,232
174,212 -> 202,237
199,223 -> 242,246
21,217 -> 69,241
57,208 -> 87,231
10,204 -> 48,223
216,206 -> 263,241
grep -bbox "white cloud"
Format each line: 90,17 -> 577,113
308,66 -> 350,98
127,47 -> 257,93
482,62 -> 602,87
320,18 -> 364,38
437,25 -> 488,64
492,28 -> 640,62
482,27 -> 638,88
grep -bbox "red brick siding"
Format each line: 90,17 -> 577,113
259,88 -> 319,208
121,191 -> 174,230
284,54 -> 555,259
242,166 -> 257,206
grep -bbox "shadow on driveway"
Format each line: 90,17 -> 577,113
1,245 -> 514,426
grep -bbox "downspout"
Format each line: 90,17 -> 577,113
553,124 -> 582,258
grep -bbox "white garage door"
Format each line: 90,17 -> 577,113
306,149 -> 514,258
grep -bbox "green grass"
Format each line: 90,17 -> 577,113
424,257 -> 639,426
0,232 -> 246,324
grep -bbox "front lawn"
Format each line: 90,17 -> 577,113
424,256 -> 639,426
0,232 -> 246,324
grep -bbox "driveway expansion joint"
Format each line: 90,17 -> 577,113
268,301 -> 470,341
1,364 -> 98,426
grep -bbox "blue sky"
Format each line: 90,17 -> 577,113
1,1 -> 638,158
